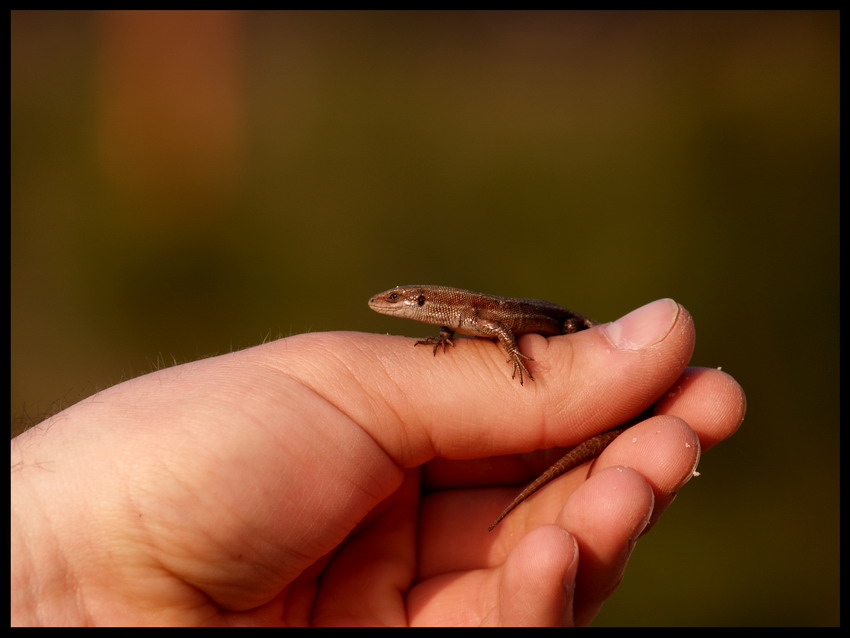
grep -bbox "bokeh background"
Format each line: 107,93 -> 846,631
11,10 -> 838,626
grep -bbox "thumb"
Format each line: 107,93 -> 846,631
314,298 -> 693,466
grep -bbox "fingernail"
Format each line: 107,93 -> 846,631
603,299 -> 680,350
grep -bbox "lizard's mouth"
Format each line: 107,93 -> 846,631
368,298 -> 404,313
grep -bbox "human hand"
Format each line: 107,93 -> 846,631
11,298 -> 745,626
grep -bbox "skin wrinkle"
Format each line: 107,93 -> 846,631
320,334 -> 434,468
279,361 -> 417,530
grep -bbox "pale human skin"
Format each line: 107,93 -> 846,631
11,298 -> 745,626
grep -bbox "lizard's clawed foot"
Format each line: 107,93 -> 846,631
415,334 -> 454,356
508,351 -> 534,385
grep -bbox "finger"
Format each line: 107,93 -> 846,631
492,526 -> 580,627
557,466 -> 655,626
421,365 -> 743,490
407,526 -> 581,627
655,366 -> 747,451
321,298 -> 695,465
587,414 -> 700,530
483,415 -> 699,536
492,418 -> 699,625
415,414 -> 696,581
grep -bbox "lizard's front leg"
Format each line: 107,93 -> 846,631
414,326 -> 455,355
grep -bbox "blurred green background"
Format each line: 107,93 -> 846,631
11,10 -> 838,626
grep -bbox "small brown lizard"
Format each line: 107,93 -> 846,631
368,284 -> 596,385
367,284 -> 635,530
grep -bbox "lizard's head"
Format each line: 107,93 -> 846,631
367,286 -> 427,316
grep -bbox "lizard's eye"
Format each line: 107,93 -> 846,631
388,293 -> 398,301
417,295 -> 426,306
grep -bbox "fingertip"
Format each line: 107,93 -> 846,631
655,366 -> 747,450
499,526 -> 580,627
604,415 -> 702,495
